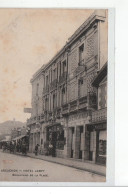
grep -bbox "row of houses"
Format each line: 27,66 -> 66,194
26,10 -> 107,165
0,126 -> 29,150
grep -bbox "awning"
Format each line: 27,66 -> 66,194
12,135 -> 28,141
0,139 -> 10,142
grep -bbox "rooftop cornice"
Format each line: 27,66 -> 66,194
43,10 -> 106,71
30,66 -> 45,83
31,10 -> 106,81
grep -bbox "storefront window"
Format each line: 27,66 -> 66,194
98,130 -> 107,157
46,126 -> 65,150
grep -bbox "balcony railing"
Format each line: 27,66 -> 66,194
62,104 -> 69,115
70,100 -> 77,113
78,59 -> 84,66
27,116 -> 37,125
27,113 -> 46,125
56,108 -> 61,118
50,79 -> 58,91
92,108 -> 107,122
41,92 -> 97,118
43,85 -> 49,94
79,96 -> 87,110
40,113 -> 45,122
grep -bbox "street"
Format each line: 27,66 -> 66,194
0,151 -> 105,182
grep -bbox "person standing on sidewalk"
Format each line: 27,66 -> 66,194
35,144 -> 39,156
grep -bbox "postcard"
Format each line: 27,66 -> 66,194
0,8 -> 112,186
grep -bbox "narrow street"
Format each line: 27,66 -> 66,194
0,151 -> 105,182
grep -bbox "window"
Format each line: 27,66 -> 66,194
46,75 -> 48,86
53,94 -> 56,109
78,78 -> 84,98
45,97 -> 49,111
79,79 -> 83,85
53,68 -> 56,80
79,44 -> 84,65
62,87 -> 66,104
62,87 -> 65,94
36,83 -> 39,96
41,138 -> 43,145
60,62 -> 61,76
62,60 -> 66,74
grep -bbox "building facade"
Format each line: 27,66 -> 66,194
27,10 -> 107,165
87,62 -> 107,165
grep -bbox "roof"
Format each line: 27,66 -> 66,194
92,62 -> 107,87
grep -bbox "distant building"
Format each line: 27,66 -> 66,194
11,126 -> 28,139
27,10 -> 107,165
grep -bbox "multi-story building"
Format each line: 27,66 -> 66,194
27,10 -> 107,165
87,62 -> 107,165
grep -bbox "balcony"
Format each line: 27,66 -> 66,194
75,63 -> 85,76
59,72 -> 68,85
92,108 -> 107,123
27,116 -> 37,126
48,111 -> 53,120
78,59 -> 85,66
62,103 -> 69,115
88,92 -> 97,109
79,96 -> 87,110
70,100 -> 77,113
50,79 -> 58,91
56,108 -> 61,119
40,113 -> 45,122
43,85 -> 49,95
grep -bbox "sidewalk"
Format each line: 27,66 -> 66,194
0,150 -> 106,176
27,153 -> 106,176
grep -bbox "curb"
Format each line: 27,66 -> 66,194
1,151 -> 106,177
27,154 -> 106,177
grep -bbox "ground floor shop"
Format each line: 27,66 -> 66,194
38,111 -> 92,160
28,112 -> 106,166
29,123 -> 40,153
87,122 -> 107,165
42,123 -> 65,157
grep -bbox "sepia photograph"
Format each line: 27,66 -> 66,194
0,8 -> 108,183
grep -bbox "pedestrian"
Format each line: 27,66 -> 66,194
35,144 -> 39,156
49,143 -> 53,155
22,142 -> 27,155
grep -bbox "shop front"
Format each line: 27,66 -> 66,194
87,122 -> 107,165
45,123 -> 65,157
29,128 -> 40,153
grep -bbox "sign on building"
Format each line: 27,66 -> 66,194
24,108 -> 32,113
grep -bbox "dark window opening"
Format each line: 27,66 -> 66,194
79,44 -> 84,65
36,83 -> 39,96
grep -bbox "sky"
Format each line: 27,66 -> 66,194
0,9 -> 94,123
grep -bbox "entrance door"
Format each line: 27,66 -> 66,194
89,131 -> 94,161
79,126 -> 83,159
96,130 -> 107,165
51,131 -> 57,157
71,127 -> 74,158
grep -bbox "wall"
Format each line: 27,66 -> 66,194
99,11 -> 108,69
31,73 -> 44,117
